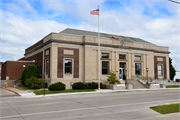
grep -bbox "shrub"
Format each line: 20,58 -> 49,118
87,82 -> 98,89
26,65 -> 39,78
107,70 -> 118,84
21,68 -> 27,85
25,76 -> 43,89
48,82 -> 66,91
100,82 -> 105,89
21,64 -> 39,86
72,82 -> 86,89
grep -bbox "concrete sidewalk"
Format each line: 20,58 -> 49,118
5,87 -> 180,97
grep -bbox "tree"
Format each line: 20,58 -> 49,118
169,57 -> 176,80
21,68 -> 27,85
107,70 -> 118,84
21,64 -> 39,86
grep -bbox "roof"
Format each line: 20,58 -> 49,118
60,28 -> 152,44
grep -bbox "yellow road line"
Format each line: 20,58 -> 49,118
27,102 -> 60,106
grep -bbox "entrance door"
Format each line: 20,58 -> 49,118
119,62 -> 126,80
119,68 -> 123,80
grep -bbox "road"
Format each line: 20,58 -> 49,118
0,88 -> 19,97
0,89 -> 180,120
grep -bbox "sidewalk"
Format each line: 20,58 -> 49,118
5,87 -> 180,97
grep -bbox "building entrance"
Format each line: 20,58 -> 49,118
119,62 -> 126,80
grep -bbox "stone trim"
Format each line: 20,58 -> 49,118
25,39 -> 170,56
57,47 -> 79,78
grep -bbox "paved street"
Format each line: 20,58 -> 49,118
0,89 -> 180,120
0,88 -> 19,98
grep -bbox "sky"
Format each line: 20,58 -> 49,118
0,0 -> 180,68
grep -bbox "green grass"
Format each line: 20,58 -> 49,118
34,89 -> 95,95
150,103 -> 180,114
166,85 -> 180,88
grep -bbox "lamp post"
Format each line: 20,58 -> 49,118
125,67 -> 128,84
146,68 -> 149,86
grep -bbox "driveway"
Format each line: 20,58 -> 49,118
0,88 -> 19,97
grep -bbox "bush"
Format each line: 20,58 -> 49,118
107,70 -> 118,84
21,68 -> 27,85
25,76 -> 43,89
72,82 -> 86,90
72,82 -> 105,89
100,82 -> 105,89
49,82 -> 66,91
87,82 -> 98,89
26,65 -> 39,78
21,64 -> 39,86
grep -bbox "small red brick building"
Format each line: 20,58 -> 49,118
1,60 -> 34,87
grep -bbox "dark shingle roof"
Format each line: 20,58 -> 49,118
60,28 -> 152,44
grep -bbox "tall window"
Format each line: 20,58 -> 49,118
65,59 -> 72,74
119,54 -> 126,60
45,59 -> 49,75
158,64 -> 163,76
135,63 -> 141,75
101,53 -> 109,58
102,61 -> 109,74
135,56 -> 141,61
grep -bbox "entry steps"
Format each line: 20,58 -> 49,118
127,80 -> 147,89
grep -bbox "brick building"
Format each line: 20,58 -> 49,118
1,28 -> 170,88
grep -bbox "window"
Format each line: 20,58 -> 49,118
119,54 -> 126,60
65,59 -> 72,74
102,61 -> 109,74
45,59 -> 49,75
158,64 -> 163,76
135,63 -> 141,75
135,56 -> 141,61
101,53 -> 109,58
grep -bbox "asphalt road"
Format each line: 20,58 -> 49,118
0,89 -> 180,120
0,88 -> 19,97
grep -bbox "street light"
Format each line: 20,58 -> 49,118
146,68 -> 149,86
168,0 -> 180,4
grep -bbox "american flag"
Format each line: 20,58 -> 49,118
90,9 -> 99,15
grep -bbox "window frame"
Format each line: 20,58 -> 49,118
102,61 -> 109,75
64,59 -> 73,75
101,53 -> 109,59
135,56 -> 141,61
45,59 -> 49,75
119,54 -> 126,60
158,64 -> 163,76
135,63 -> 142,75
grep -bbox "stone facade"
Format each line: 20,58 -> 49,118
1,28 -> 170,89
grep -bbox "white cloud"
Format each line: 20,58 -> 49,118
0,0 -> 179,69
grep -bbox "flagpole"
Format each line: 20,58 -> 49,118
98,5 -> 100,90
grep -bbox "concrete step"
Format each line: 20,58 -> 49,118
128,80 -> 147,89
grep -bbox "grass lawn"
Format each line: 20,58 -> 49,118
166,85 -> 180,88
150,103 -> 180,114
17,86 -> 36,90
34,89 -> 95,95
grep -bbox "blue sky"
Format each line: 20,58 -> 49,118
0,0 -> 180,68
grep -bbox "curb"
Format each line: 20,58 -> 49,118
5,88 -> 19,95
4,87 -> 180,98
